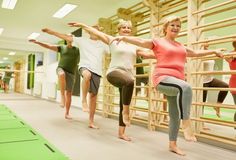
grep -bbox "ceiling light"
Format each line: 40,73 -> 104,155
3,57 -> 8,60
2,0 -> 18,9
0,28 -> 4,35
53,4 -> 77,19
27,32 -> 40,39
9,52 -> 16,55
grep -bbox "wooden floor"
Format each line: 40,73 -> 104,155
1,92 -> 236,160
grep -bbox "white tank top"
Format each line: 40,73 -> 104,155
203,60 -> 215,83
107,41 -> 136,74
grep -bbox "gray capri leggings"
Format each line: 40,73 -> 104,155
106,67 -> 134,127
156,76 -> 192,141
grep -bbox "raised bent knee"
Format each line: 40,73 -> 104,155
126,79 -> 134,87
82,71 -> 92,81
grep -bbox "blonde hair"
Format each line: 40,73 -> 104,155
162,15 -> 181,35
117,19 -> 132,30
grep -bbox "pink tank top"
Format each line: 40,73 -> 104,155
152,38 -> 186,86
229,59 -> 236,94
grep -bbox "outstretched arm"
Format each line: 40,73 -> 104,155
42,28 -> 72,42
112,36 -> 153,49
186,47 -> 224,58
29,39 -> 58,52
68,22 -> 112,44
137,49 -> 155,59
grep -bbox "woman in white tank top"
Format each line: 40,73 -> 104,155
68,20 -> 154,141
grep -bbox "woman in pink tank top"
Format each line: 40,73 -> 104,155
225,41 -> 236,129
112,15 -> 224,156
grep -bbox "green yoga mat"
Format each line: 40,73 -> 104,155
0,114 -> 17,120
0,119 -> 25,129
0,104 -> 69,160
0,109 -> 12,115
0,140 -> 68,160
0,128 -> 39,143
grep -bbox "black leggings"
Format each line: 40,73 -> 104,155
203,78 -> 228,103
107,68 -> 134,126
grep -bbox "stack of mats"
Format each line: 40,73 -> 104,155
0,104 -> 69,160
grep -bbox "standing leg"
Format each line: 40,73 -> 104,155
118,88 -> 131,141
88,93 -> 99,129
121,80 -> 134,127
58,73 -> 66,107
166,96 -> 184,156
157,76 -> 197,156
107,69 -> 134,141
205,78 -> 229,117
65,91 -> 72,119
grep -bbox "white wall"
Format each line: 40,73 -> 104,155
23,49 -> 82,109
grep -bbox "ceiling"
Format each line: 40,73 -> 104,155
0,0 -> 141,65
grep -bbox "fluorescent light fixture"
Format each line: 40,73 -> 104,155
0,28 -> 3,35
9,52 -> 16,55
2,0 -> 18,9
27,32 -> 40,39
53,4 -> 77,19
3,57 -> 8,60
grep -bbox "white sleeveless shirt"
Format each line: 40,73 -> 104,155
107,41 -> 137,74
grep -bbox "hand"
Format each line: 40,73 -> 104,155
41,28 -> 51,33
68,22 -> 83,27
110,36 -> 125,45
214,48 -> 226,58
28,39 -> 37,43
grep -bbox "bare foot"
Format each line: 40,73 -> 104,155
183,127 -> 197,142
169,146 -> 186,156
118,134 -> 131,141
214,107 -> 220,118
82,101 -> 89,112
65,114 -> 73,120
89,123 -> 99,129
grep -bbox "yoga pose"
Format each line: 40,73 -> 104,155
29,38 -> 80,119
111,15 -> 224,155
67,20 -> 154,140
42,26 -> 108,129
201,43 -> 228,118
224,40 -> 236,129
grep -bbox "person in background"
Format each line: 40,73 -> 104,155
201,43 -> 228,118
224,40 -> 236,129
2,65 -> 14,93
29,38 -> 80,120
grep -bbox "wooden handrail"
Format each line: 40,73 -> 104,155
192,0 -> 235,15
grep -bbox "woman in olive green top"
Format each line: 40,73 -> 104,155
29,39 -> 80,119
3,65 -> 14,93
